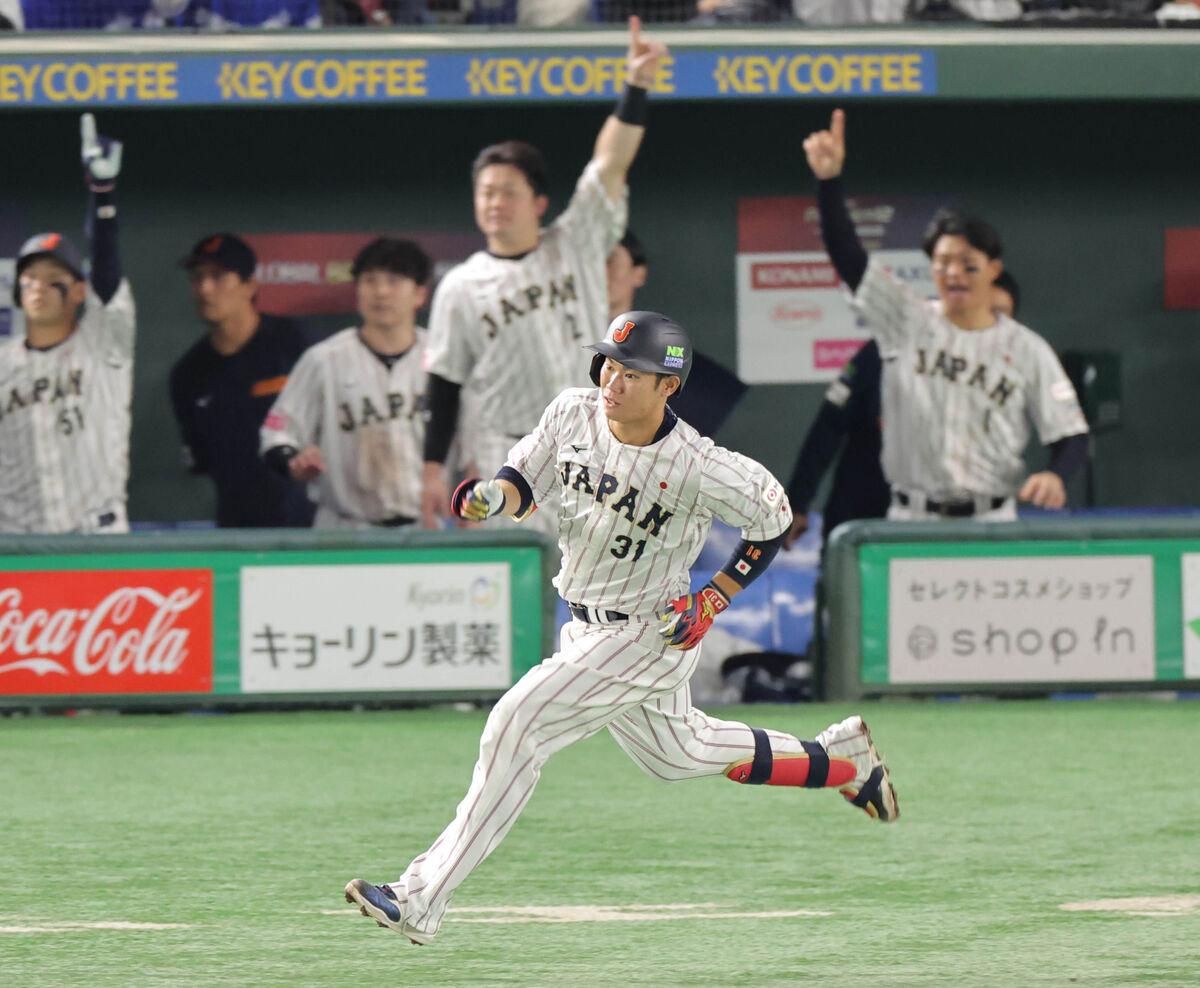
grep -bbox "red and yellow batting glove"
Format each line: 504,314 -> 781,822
450,478 -> 506,522
659,582 -> 730,650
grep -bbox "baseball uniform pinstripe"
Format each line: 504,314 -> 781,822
424,162 -> 625,534
0,280 -> 135,533
383,388 -> 813,940
259,327 -> 425,527
854,259 -> 1088,518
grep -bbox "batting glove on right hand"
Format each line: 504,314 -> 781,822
451,478 -> 506,522
659,582 -> 730,651
81,113 -> 123,190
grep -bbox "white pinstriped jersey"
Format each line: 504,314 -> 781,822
507,388 -> 793,615
854,260 -> 1088,499
0,280 -> 135,533
424,161 -> 626,441
259,327 -> 426,525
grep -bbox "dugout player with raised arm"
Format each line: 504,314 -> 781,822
344,311 -> 899,946
420,15 -> 666,535
803,110 -> 1088,522
258,238 -> 431,528
169,234 -> 318,527
0,114 -> 135,534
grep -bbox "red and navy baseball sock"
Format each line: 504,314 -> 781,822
724,727 -> 856,788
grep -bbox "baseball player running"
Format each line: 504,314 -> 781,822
0,114 -> 135,534
260,238 -> 430,528
420,16 -> 666,536
345,310 -> 899,946
804,109 -> 1089,521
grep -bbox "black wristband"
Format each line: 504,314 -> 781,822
263,445 -> 298,478
614,84 -> 648,126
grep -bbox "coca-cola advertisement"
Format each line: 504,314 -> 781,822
0,569 -> 213,695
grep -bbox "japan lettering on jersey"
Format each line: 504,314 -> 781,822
506,388 -> 793,616
423,161 -> 627,441
0,280 -> 136,533
854,260 -> 1088,498
260,327 -> 426,523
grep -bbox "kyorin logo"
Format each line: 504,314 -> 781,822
471,578 -> 500,610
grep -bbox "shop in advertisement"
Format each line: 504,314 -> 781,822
239,563 -> 513,693
1181,553 -> 1200,679
887,555 -> 1155,683
735,194 -> 940,383
0,568 -> 214,694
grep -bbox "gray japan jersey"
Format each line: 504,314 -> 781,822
423,161 -> 626,439
260,327 -> 426,524
507,388 -> 793,616
854,260 -> 1088,498
0,280 -> 136,533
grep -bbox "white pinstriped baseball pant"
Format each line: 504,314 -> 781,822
389,615 -> 811,939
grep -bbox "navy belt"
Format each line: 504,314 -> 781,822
372,514 -> 416,528
568,603 -> 629,624
895,490 -> 1007,518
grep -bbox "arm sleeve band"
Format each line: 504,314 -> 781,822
614,84 -> 648,125
422,373 -> 462,464
263,445 -> 298,478
89,188 -> 121,305
719,531 -> 787,591
817,177 -> 868,293
496,465 -> 535,521
1047,432 -> 1088,482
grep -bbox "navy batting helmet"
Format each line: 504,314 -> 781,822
13,232 -> 86,307
583,310 -> 693,391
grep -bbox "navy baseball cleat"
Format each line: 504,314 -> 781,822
815,716 -> 900,822
343,879 -> 433,945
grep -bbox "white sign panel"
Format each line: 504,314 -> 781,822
1181,554 -> 1200,679
735,249 -> 931,384
888,556 -> 1155,683
239,563 -> 512,693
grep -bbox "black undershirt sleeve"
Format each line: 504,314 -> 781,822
817,177 -> 868,293
1047,433 -> 1089,482
422,373 -> 462,464
89,188 -> 120,305
787,402 -> 846,514
263,444 -> 298,478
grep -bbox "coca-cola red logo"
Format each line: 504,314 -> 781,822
0,569 -> 213,695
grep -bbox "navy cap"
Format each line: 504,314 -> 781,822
181,233 -> 257,280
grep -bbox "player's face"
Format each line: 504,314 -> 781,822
605,245 -> 648,316
930,235 -> 1003,320
356,270 -> 428,330
18,258 -> 85,327
473,164 -> 548,249
598,357 -> 676,431
188,261 -> 256,326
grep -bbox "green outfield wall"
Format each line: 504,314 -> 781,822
0,528 -> 558,710
823,516 -> 1200,701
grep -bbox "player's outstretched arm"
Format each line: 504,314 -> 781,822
81,113 -> 124,305
804,108 -> 846,180
591,16 -> 668,201
450,477 -> 520,523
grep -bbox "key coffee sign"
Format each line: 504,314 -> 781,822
0,569 -> 213,695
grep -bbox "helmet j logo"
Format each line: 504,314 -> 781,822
613,320 -> 635,343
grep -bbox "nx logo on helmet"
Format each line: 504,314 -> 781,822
663,344 -> 685,370
613,320 -> 635,343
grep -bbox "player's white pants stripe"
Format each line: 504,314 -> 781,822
391,618 -> 809,939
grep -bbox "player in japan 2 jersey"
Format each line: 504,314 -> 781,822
0,114 -> 135,534
259,238 -> 430,528
804,109 -> 1089,521
344,310 -> 899,946
420,16 -> 667,536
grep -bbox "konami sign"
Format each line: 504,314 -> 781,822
750,261 -> 839,290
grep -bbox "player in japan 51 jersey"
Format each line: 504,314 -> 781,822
420,17 -> 667,536
803,109 -> 1089,521
260,238 -> 431,528
0,114 -> 135,534
344,310 -> 900,947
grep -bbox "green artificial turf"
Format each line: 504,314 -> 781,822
2,699 -> 1198,987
